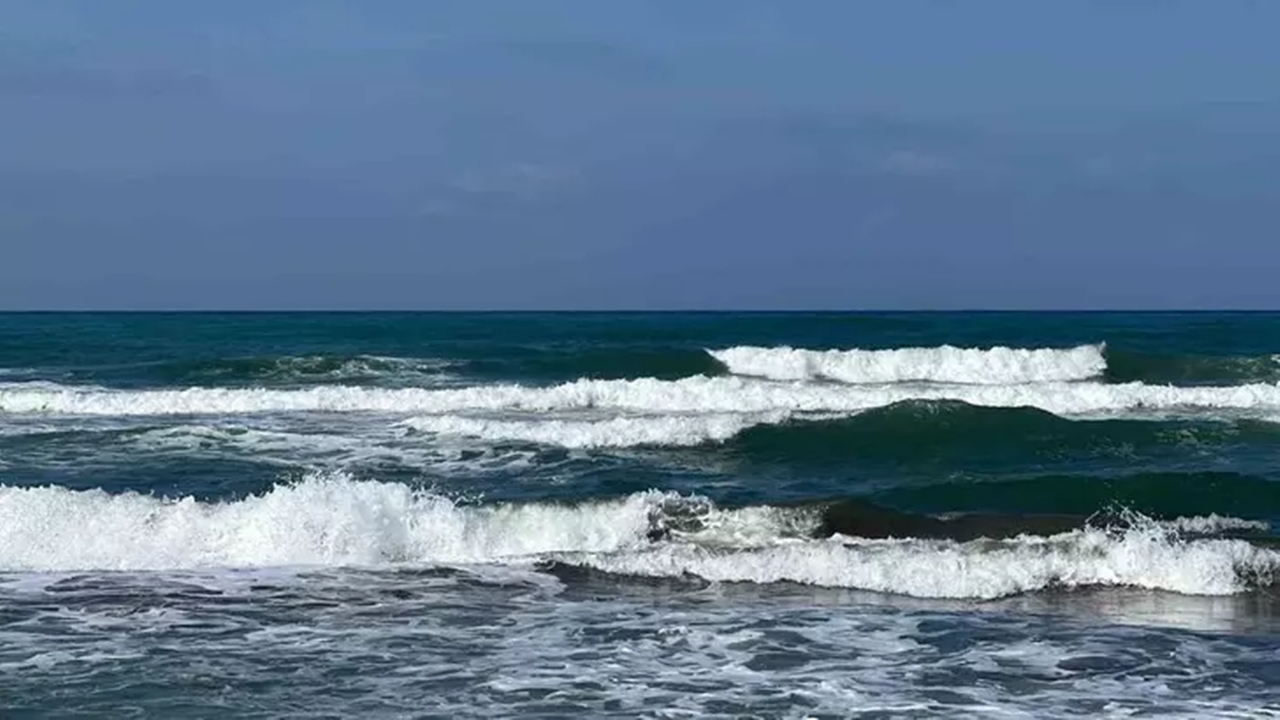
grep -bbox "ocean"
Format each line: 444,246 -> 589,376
3,312 -> 1280,718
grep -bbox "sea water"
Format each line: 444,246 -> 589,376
3,312 -> 1280,717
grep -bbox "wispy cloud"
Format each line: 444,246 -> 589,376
449,163 -> 580,198
499,37 -> 666,80
0,58 -> 216,100
420,162 -> 582,217
879,149 -> 954,177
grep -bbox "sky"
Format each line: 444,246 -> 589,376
2,1 -> 1279,310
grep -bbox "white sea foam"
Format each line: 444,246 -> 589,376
263,355 -> 460,385
0,477 -> 1274,598
130,424 -> 362,456
399,412 -> 787,449
125,423 -> 551,475
709,344 -> 1107,385
0,476 -> 662,571
565,529 -> 1278,599
1164,514 -> 1271,534
5,376 -> 1280,422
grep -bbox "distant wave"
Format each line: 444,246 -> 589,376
6,344 -> 1280,393
143,354 -> 458,387
6,375 -> 1280,421
2,475 -> 1276,599
708,344 -> 1107,384
710,344 -> 1280,388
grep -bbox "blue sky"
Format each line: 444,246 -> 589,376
2,1 -> 1278,309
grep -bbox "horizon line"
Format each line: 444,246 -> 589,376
2,308 -> 1278,314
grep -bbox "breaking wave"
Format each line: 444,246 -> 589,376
1,476 -> 1276,599
561,528 -> 1276,599
709,344 -> 1107,384
6,375 -> 1280,421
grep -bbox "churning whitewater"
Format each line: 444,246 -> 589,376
2,474 -> 1276,599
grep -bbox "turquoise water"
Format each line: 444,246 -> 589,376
3,312 -> 1280,716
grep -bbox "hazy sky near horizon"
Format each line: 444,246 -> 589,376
2,1 -> 1279,309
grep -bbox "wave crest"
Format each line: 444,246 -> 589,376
0,476 -> 665,571
709,344 -> 1107,385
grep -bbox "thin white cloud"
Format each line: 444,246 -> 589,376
880,149 -> 953,177
450,163 -> 580,198
0,60 -> 215,99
